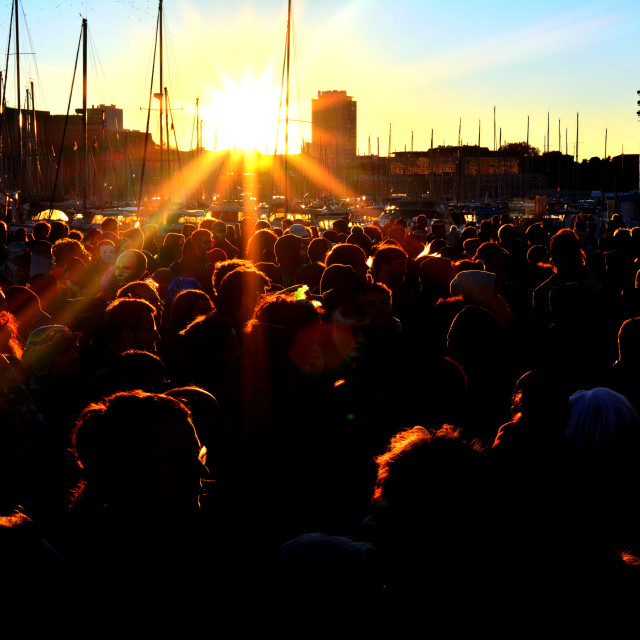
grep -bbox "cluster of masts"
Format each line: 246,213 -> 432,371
370,108 -> 588,163
0,0 -> 620,218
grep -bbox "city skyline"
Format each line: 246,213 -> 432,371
1,0 -> 638,161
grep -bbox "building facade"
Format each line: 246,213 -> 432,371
311,90 -> 357,174
86,104 -> 124,132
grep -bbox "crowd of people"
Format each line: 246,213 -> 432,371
0,209 -> 639,630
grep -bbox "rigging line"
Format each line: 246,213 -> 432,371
137,9 -> 160,214
164,17 -> 187,149
20,0 -> 46,111
161,8 -> 171,90
31,54 -> 45,112
87,35 -> 100,101
88,31 -> 109,105
49,23 -> 83,210
274,10 -> 288,158
32,89 -> 43,186
138,17 -> 157,133
91,44 -> 107,112
189,99 -> 196,151
90,30 -> 113,104
291,13 -> 304,148
162,15 -> 183,103
284,0 -> 291,208
2,0 -> 13,109
90,141 -> 98,175
189,89 -> 199,153
167,91 -> 186,204
86,36 -> 100,103
163,16 -> 178,97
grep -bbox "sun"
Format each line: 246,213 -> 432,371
204,70 -> 282,153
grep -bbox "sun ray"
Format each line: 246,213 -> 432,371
287,153 -> 355,202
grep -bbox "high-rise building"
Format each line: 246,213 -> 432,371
311,90 -> 356,171
86,104 -> 124,132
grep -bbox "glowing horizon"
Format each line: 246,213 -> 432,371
0,0 -> 638,162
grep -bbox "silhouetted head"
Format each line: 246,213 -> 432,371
326,243 -> 368,282
72,391 -> 207,514
371,245 -> 407,288
550,229 -> 584,272
372,424 -> 485,537
119,227 -> 144,252
566,387 -> 640,485
104,298 -> 160,353
116,280 -> 163,316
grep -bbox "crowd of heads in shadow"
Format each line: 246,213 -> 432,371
0,210 -> 639,630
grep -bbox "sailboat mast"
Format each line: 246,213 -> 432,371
284,0 -> 291,212
30,79 -> 37,193
457,118 -> 462,200
603,129 -> 607,206
575,113 -> 579,200
137,6 -> 160,213
493,106 -> 496,152
196,97 -> 199,154
388,123 -> 392,196
430,128 -> 433,197
1,2 -> 14,196
2,3 -> 12,111
15,0 -> 21,199
24,85 -> 30,195
159,0 -> 164,185
547,112 -> 550,154
477,120 -> 481,201
82,17 -> 87,216
526,116 -> 530,197
164,86 -> 170,177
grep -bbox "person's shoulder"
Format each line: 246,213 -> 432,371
27,239 -> 52,250
491,419 -> 519,450
533,272 -> 558,297
169,259 -> 183,274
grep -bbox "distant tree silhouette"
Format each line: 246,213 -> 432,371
500,142 -> 540,157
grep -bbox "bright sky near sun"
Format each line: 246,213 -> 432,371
1,0 -> 638,160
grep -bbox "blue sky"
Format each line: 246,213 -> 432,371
1,0 -> 638,159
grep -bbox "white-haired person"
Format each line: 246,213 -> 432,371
566,387 -> 640,555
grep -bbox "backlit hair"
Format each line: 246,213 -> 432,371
0,311 -> 22,358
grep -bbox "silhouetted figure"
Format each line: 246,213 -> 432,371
55,391 -> 211,625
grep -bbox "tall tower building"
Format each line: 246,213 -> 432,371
311,90 -> 357,171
